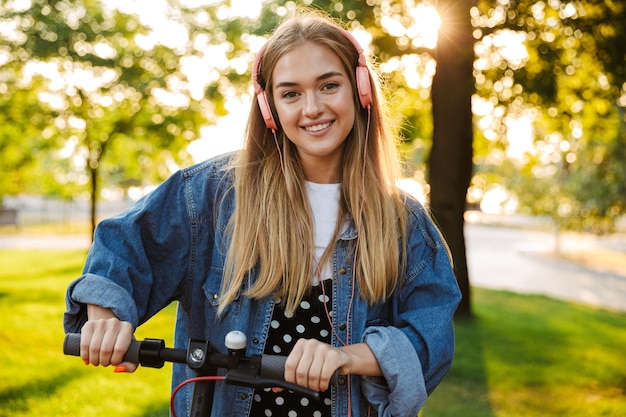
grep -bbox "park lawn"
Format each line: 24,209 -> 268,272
0,249 -> 175,417
1,248 -> 625,417
424,288 -> 626,417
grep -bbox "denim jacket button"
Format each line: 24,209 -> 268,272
252,338 -> 260,344
213,293 -> 219,300
338,376 -> 346,385
339,267 -> 347,275
338,323 -> 347,331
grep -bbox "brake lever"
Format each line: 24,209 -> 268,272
224,368 -> 322,401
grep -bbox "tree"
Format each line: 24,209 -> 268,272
471,0 -> 626,236
0,0 -> 232,236
0,84 -> 59,205
429,0 -> 475,316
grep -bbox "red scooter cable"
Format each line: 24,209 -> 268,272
170,376 -> 226,417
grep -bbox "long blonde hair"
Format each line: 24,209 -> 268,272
219,9 -> 408,316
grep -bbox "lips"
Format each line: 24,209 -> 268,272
304,122 -> 332,132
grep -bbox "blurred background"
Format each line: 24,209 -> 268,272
0,1 -> 624,416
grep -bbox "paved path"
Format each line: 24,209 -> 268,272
0,233 -> 91,249
2,222 -> 626,312
466,222 -> 626,312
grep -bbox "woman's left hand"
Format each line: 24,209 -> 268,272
284,338 -> 350,392
284,338 -> 384,392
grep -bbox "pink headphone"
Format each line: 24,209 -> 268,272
252,27 -> 373,131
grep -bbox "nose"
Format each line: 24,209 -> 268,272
302,92 -> 323,118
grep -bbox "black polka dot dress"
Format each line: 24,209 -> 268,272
250,279 -> 334,417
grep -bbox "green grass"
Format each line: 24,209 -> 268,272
1,249 -> 625,416
0,249 -> 175,417
424,288 -> 626,417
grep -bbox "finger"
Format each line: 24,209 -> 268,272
285,338 -> 317,387
110,322 -> 133,366
80,327 -> 94,365
114,360 -> 138,373
306,352 -> 327,391
284,343 -> 303,385
319,357 -> 340,391
88,327 -> 106,366
97,327 -> 118,367
309,345 -> 343,392
295,355 -> 314,389
101,320 -> 135,367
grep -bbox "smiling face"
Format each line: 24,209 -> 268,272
271,42 -> 356,183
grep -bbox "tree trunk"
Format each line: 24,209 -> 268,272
429,0 -> 475,317
90,165 -> 98,242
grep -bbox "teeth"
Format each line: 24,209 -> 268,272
305,122 -> 331,132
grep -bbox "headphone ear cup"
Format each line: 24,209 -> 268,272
355,66 -> 372,108
257,90 -> 278,131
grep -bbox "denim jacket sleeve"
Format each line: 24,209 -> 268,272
64,167 -> 195,332
360,198 -> 461,416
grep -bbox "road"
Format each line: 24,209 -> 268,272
465,222 -> 626,312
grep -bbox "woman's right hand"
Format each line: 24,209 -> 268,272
80,304 -> 137,372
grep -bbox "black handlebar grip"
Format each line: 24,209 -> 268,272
259,354 -> 287,381
63,333 -> 142,363
63,333 -> 82,356
259,354 -> 338,386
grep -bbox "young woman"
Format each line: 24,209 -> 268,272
64,8 -> 461,417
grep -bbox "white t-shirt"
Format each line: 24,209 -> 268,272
306,181 -> 341,285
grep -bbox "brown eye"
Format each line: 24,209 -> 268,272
322,82 -> 340,91
282,90 -> 299,99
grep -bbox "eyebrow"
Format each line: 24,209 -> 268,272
274,71 -> 345,89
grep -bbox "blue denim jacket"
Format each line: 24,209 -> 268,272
64,152 -> 461,417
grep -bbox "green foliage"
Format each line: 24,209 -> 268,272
0,0 -> 228,209
0,81 -> 59,202
0,2 -> 367,193
0,0 -> 437,207
2,0 -> 625,234
472,0 -> 626,233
